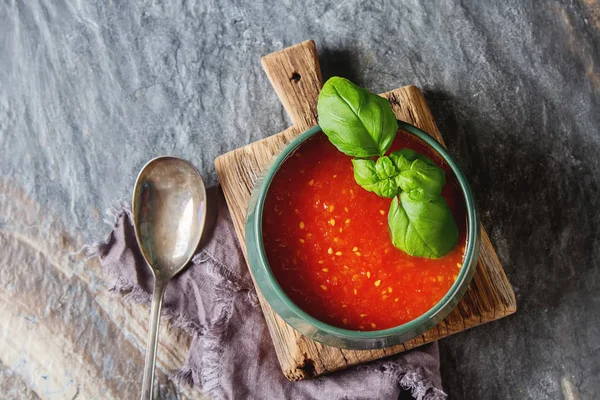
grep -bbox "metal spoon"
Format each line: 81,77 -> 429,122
132,156 -> 207,400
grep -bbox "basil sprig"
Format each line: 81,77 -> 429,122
317,77 -> 459,259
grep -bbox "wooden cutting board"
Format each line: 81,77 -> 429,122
215,40 -> 516,381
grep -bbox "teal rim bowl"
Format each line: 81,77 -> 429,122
245,121 -> 480,349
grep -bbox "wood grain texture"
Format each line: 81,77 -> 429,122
214,40 -> 517,381
261,40 -> 322,131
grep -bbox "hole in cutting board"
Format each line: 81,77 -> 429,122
290,72 -> 301,83
297,353 -> 316,378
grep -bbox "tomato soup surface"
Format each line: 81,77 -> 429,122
262,131 -> 466,331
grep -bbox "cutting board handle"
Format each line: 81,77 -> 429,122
261,40 -> 323,131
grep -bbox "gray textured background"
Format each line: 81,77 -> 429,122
1,0 -> 599,398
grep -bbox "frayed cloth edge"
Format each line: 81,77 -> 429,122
363,362 -> 447,400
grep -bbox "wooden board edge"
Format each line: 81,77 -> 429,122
280,306 -> 519,380
281,290 -> 516,380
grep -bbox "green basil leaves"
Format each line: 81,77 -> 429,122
351,151 -> 445,200
317,77 -> 398,157
351,148 -> 457,258
317,76 -> 459,259
352,156 -> 399,198
396,158 -> 446,197
388,193 -> 459,258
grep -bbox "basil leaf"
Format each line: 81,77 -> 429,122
317,77 -> 398,157
376,179 -> 398,198
396,159 -> 446,197
375,156 -> 396,179
388,192 -> 459,258
352,159 -> 379,186
352,158 -> 399,198
390,148 -> 436,166
388,152 -> 413,172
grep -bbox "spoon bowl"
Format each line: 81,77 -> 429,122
133,156 -> 207,276
132,156 -> 207,399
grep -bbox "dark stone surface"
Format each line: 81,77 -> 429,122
1,0 -> 598,398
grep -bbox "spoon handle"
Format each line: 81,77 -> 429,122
141,279 -> 167,399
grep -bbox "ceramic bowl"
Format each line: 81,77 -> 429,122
245,121 -> 480,349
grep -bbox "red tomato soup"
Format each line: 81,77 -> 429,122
262,131 -> 467,331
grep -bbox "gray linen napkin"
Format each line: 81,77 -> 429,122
89,186 -> 447,400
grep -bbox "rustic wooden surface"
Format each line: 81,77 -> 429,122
214,40 -> 517,381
